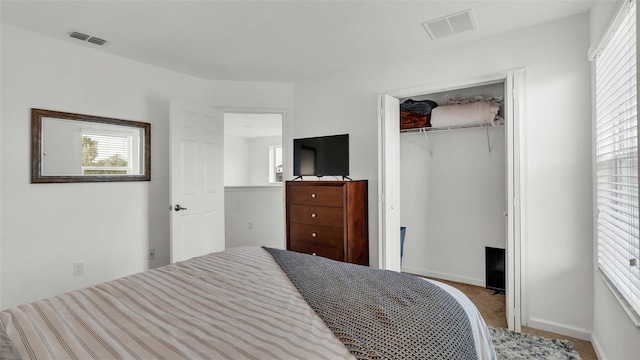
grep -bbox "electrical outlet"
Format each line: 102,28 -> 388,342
149,248 -> 156,261
73,262 -> 84,276
248,222 -> 253,230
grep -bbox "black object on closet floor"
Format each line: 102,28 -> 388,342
486,246 -> 505,295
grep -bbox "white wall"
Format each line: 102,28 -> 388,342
400,126 -> 506,286
224,187 -> 285,249
590,1 -> 640,358
224,134 -> 250,186
293,13 -> 593,338
0,24 -> 294,309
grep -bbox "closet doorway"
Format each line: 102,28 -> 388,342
378,69 -> 524,332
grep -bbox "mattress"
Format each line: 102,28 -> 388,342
0,247 -> 495,359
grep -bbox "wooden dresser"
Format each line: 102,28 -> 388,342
286,180 -> 368,266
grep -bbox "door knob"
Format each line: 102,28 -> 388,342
174,204 -> 188,211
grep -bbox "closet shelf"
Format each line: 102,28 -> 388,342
400,121 -> 504,134
401,121 -> 504,156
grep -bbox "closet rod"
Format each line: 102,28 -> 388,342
399,122 -> 503,134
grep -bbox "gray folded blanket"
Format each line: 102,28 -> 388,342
265,247 -> 477,360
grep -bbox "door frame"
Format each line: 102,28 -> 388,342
218,106 -> 289,249
377,95 -> 402,272
378,69 -> 526,331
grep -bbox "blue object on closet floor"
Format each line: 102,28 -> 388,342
400,226 -> 407,259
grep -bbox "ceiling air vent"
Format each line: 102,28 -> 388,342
87,37 -> 107,46
422,9 -> 477,40
67,30 -> 111,46
68,31 -> 90,41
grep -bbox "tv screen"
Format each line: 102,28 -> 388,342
293,134 -> 349,177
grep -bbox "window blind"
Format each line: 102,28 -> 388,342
82,133 -> 130,164
595,0 -> 640,317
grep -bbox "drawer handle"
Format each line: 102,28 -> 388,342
312,232 -> 317,238
311,213 -> 317,218
312,252 -> 317,256
311,193 -> 317,198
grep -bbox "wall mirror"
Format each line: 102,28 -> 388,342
31,108 -> 151,183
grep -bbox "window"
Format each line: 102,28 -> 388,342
594,0 -> 640,320
82,133 -> 130,174
269,145 -> 283,183
81,127 -> 143,176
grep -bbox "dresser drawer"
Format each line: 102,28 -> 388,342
289,204 -> 344,228
289,223 -> 344,249
289,241 -> 344,262
288,185 -> 343,207
286,180 -> 369,266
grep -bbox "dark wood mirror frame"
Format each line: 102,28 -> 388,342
31,108 -> 151,183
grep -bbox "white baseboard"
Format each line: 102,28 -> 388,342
401,266 -> 485,287
527,317 -> 592,341
590,332 -> 606,360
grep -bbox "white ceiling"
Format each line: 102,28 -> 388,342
1,0 -> 597,83
224,113 -> 282,139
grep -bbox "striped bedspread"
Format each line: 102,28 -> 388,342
0,247 -> 354,360
0,247 -> 495,359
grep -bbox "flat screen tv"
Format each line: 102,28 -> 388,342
293,134 -> 349,178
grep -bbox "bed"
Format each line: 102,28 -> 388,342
0,247 -> 496,359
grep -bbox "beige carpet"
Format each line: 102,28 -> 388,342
424,277 -> 597,360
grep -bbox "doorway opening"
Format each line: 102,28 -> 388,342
223,112 -> 286,250
378,69 -> 524,332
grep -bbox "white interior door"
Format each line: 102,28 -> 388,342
170,98 -> 225,263
378,94 -> 401,272
505,70 -> 524,331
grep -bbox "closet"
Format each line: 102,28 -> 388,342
398,82 -> 507,289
